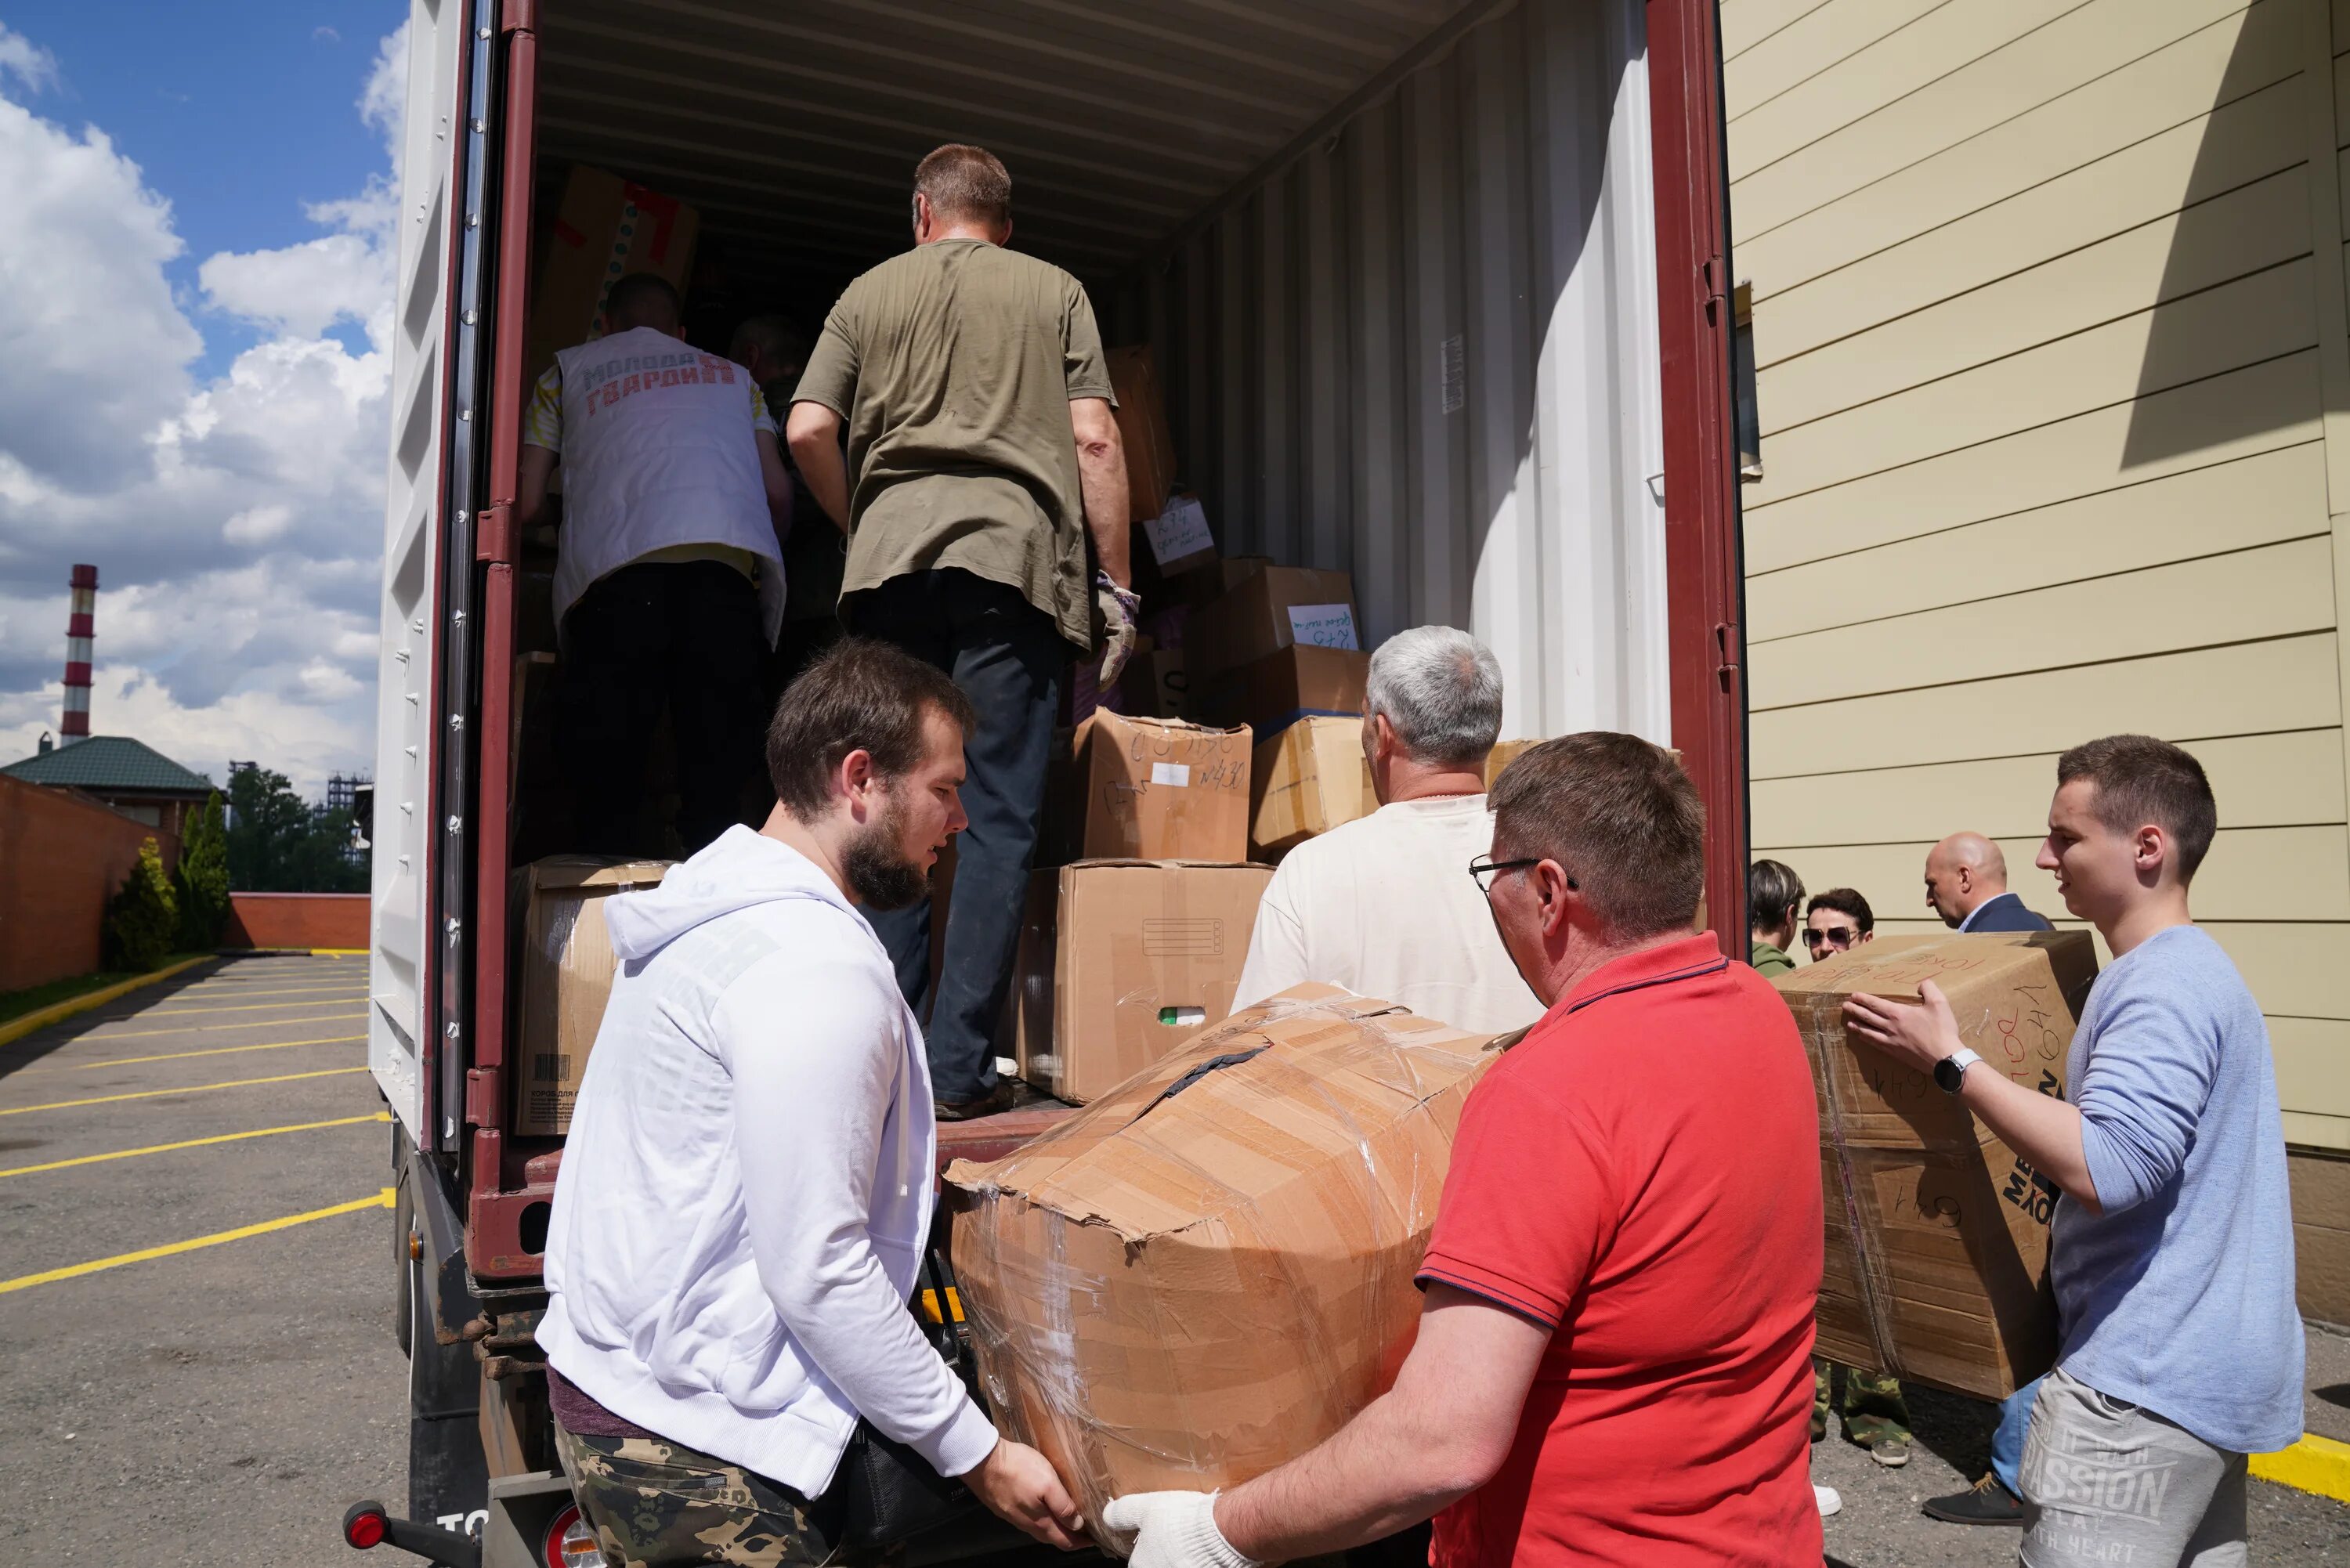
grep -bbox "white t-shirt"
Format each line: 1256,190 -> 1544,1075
1232,793 -> 1545,1034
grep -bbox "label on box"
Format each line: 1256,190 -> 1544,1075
1145,495 -> 1215,566
1151,762 -> 1191,787
1287,604 -> 1360,650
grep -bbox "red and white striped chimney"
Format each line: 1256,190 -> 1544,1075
61,563 -> 96,745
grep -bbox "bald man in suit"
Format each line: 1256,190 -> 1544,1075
1924,832 -> 2053,933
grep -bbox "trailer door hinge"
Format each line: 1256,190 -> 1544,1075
475,502 -> 515,565
501,0 -> 539,34
1701,257 -> 1728,323
1715,622 -> 1741,685
465,1067 -> 503,1129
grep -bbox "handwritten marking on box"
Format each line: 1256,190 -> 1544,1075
1287,604 -> 1359,650
1145,496 -> 1214,566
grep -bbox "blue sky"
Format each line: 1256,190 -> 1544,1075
13,2 -> 405,373
0,5 -> 412,793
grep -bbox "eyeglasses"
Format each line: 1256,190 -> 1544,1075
1804,927 -> 1856,947
1468,855 -> 1571,895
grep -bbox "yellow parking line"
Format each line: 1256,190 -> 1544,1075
0,957 -> 208,1049
0,1111 -> 392,1179
66,1011 -> 366,1042
139,995 -> 365,1017
0,1187 -> 396,1294
0,1066 -> 372,1116
18,1033 -> 366,1072
159,987 -> 356,1003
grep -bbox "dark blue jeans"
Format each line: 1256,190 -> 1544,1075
852,569 -> 1065,1103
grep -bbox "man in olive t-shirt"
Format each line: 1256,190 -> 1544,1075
787,143 -> 1136,1118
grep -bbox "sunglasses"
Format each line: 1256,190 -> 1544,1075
1804,927 -> 1856,947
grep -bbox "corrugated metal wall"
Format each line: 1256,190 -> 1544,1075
1110,0 -> 1669,746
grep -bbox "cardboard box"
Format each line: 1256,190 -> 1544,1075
1250,716 -> 1376,857
996,869 -> 1059,1086
513,856 -> 674,1136
1185,565 -> 1360,681
1141,493 -> 1217,577
1171,556 -> 1271,609
1775,931 -> 2099,1398
1119,645 -> 1190,720
1018,859 -> 1274,1103
1484,739 -> 1545,790
1105,345 -> 1178,522
1200,645 -> 1370,736
1072,710 -> 1252,863
946,985 -> 1513,1529
525,166 -> 701,388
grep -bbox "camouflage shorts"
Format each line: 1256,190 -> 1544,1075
553,1423 -> 843,1568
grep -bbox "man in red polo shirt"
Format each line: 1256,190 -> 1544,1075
1105,733 -> 1822,1568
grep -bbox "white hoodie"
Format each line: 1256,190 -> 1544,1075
536,825 -> 998,1494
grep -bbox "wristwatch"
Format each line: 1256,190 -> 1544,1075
1933,1047 -> 1983,1095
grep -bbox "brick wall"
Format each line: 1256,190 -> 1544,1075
224,892 -> 369,952
0,775 -> 182,992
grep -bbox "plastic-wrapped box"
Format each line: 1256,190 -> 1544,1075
944,986 -> 1515,1533
1776,930 -> 2098,1398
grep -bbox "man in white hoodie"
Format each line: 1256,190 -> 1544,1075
537,637 -> 1086,1566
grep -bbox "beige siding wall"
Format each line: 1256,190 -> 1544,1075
1726,0 -> 2350,1155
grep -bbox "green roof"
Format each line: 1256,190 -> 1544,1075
1,735 -> 214,796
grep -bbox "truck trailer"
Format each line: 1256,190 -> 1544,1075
362,0 -> 1752,1558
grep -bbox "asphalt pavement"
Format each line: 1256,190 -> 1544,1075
0,954 -> 2343,1566
0,955 -> 405,1567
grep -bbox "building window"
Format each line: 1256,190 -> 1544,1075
119,803 -> 161,826
1733,281 -> 1762,483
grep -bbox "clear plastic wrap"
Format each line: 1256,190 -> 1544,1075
1774,930 -> 2097,1399
943,985 -> 1515,1543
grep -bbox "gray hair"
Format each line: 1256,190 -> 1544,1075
1364,626 -> 1503,768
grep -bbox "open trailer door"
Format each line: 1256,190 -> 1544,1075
1647,0 -> 1752,948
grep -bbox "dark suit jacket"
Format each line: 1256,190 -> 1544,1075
1964,891 -> 2053,932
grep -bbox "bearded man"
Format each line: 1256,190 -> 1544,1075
536,636 -> 1086,1567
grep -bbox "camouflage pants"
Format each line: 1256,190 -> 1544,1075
553,1423 -> 841,1567
1813,1357 -> 1912,1447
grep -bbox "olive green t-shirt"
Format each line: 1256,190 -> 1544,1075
793,239 -> 1115,650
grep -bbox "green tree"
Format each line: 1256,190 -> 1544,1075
106,837 -> 179,971
226,766 -> 371,893
174,790 -> 232,948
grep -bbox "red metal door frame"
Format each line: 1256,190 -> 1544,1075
1646,0 -> 1750,955
465,0 -> 544,1279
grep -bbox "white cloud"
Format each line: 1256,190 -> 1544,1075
0,22 -> 404,800
315,25 -> 343,44
0,24 -> 59,96
222,504 -> 293,545
361,23 -> 408,158
200,229 -> 389,341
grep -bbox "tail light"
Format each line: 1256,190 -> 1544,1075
543,1504 -> 604,1568
343,1503 -> 390,1549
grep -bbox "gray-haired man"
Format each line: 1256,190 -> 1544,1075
1231,625 -> 1542,1033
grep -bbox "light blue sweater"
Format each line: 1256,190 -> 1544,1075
2051,924 -> 2304,1454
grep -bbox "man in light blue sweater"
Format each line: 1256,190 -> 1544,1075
1846,734 -> 2302,1566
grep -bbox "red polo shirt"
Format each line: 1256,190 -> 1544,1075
1417,934 -> 1821,1568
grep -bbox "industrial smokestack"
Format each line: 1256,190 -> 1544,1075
61,563 -> 96,745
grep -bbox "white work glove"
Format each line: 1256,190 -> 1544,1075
1101,1490 -> 1261,1568
1095,573 -> 1143,687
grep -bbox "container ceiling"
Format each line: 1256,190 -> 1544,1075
533,0 -> 1477,293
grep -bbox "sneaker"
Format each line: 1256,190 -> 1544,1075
1922,1474 -> 2023,1526
935,1082 -> 1018,1122
1869,1436 -> 1912,1469
1813,1483 -> 1842,1518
